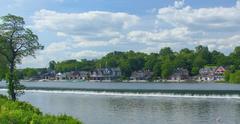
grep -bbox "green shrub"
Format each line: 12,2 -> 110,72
224,70 -> 230,82
0,95 -> 82,124
229,71 -> 240,83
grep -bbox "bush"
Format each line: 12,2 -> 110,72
0,95 -> 82,124
224,70 -> 230,82
229,71 -> 240,83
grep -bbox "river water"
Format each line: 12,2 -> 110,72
1,81 -> 240,124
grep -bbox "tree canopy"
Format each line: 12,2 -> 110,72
0,14 -> 43,100
49,45 -> 240,81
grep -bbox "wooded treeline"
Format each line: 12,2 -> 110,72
9,45 -> 240,82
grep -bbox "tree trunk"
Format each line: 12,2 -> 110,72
8,62 -> 16,101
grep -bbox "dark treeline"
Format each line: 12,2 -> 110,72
12,45 -> 240,82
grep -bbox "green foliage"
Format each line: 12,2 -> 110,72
48,45 -> 240,80
191,67 -> 199,76
0,95 -> 82,124
175,48 -> 194,73
152,62 -> 161,77
0,14 -> 44,63
0,55 -> 8,80
22,68 -> 38,79
224,70 -> 230,82
159,47 -> 175,59
0,37 -> 8,80
229,47 -> 240,71
144,53 -> 159,70
190,45 -> 211,75
211,50 -> 230,66
55,59 -> 96,72
161,59 -> 174,79
0,14 -> 44,100
3,44 -> 236,81
228,71 -> 240,83
5,71 -> 25,98
95,51 -> 147,77
49,60 -> 56,71
15,68 -> 47,80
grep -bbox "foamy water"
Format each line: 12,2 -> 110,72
1,89 -> 240,99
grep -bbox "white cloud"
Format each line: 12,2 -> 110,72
21,1 -> 240,68
22,9 -> 141,67
237,0 -> 240,8
126,1 -> 240,52
70,50 -> 107,60
32,9 -> 139,33
157,3 -> 240,32
18,42 -> 72,68
196,35 -> 240,51
32,9 -> 139,47
44,42 -> 70,53
56,32 -> 67,37
128,27 -> 190,45
72,35 -> 124,47
174,0 -> 185,9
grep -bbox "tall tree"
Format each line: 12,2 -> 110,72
161,58 -> 174,79
159,47 -> 175,60
0,14 -> 43,101
48,60 -> 56,71
229,46 -> 240,71
211,50 -> 229,66
175,48 -> 194,72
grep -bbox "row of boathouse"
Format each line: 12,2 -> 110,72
37,66 -> 226,82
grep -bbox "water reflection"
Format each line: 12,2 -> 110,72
105,97 -> 239,124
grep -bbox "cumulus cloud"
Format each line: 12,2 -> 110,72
72,36 -> 124,47
32,9 -> 139,34
56,32 -> 67,37
128,27 -> 191,45
70,50 -> 107,59
157,3 -> 240,32
237,0 -> 240,8
22,9 -> 140,67
21,1 -> 240,68
44,42 -> 71,53
122,0 -> 240,54
196,35 -> 240,50
128,0 -> 240,51
32,9 -> 139,47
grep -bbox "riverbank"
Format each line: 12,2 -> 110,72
0,95 -> 82,124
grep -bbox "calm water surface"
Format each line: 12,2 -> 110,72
1,81 -> 240,124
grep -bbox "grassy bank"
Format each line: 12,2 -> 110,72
0,95 -> 82,124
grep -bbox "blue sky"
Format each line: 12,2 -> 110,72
0,0 -> 240,68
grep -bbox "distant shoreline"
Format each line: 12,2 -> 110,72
18,79 -> 227,83
1,81 -> 240,95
